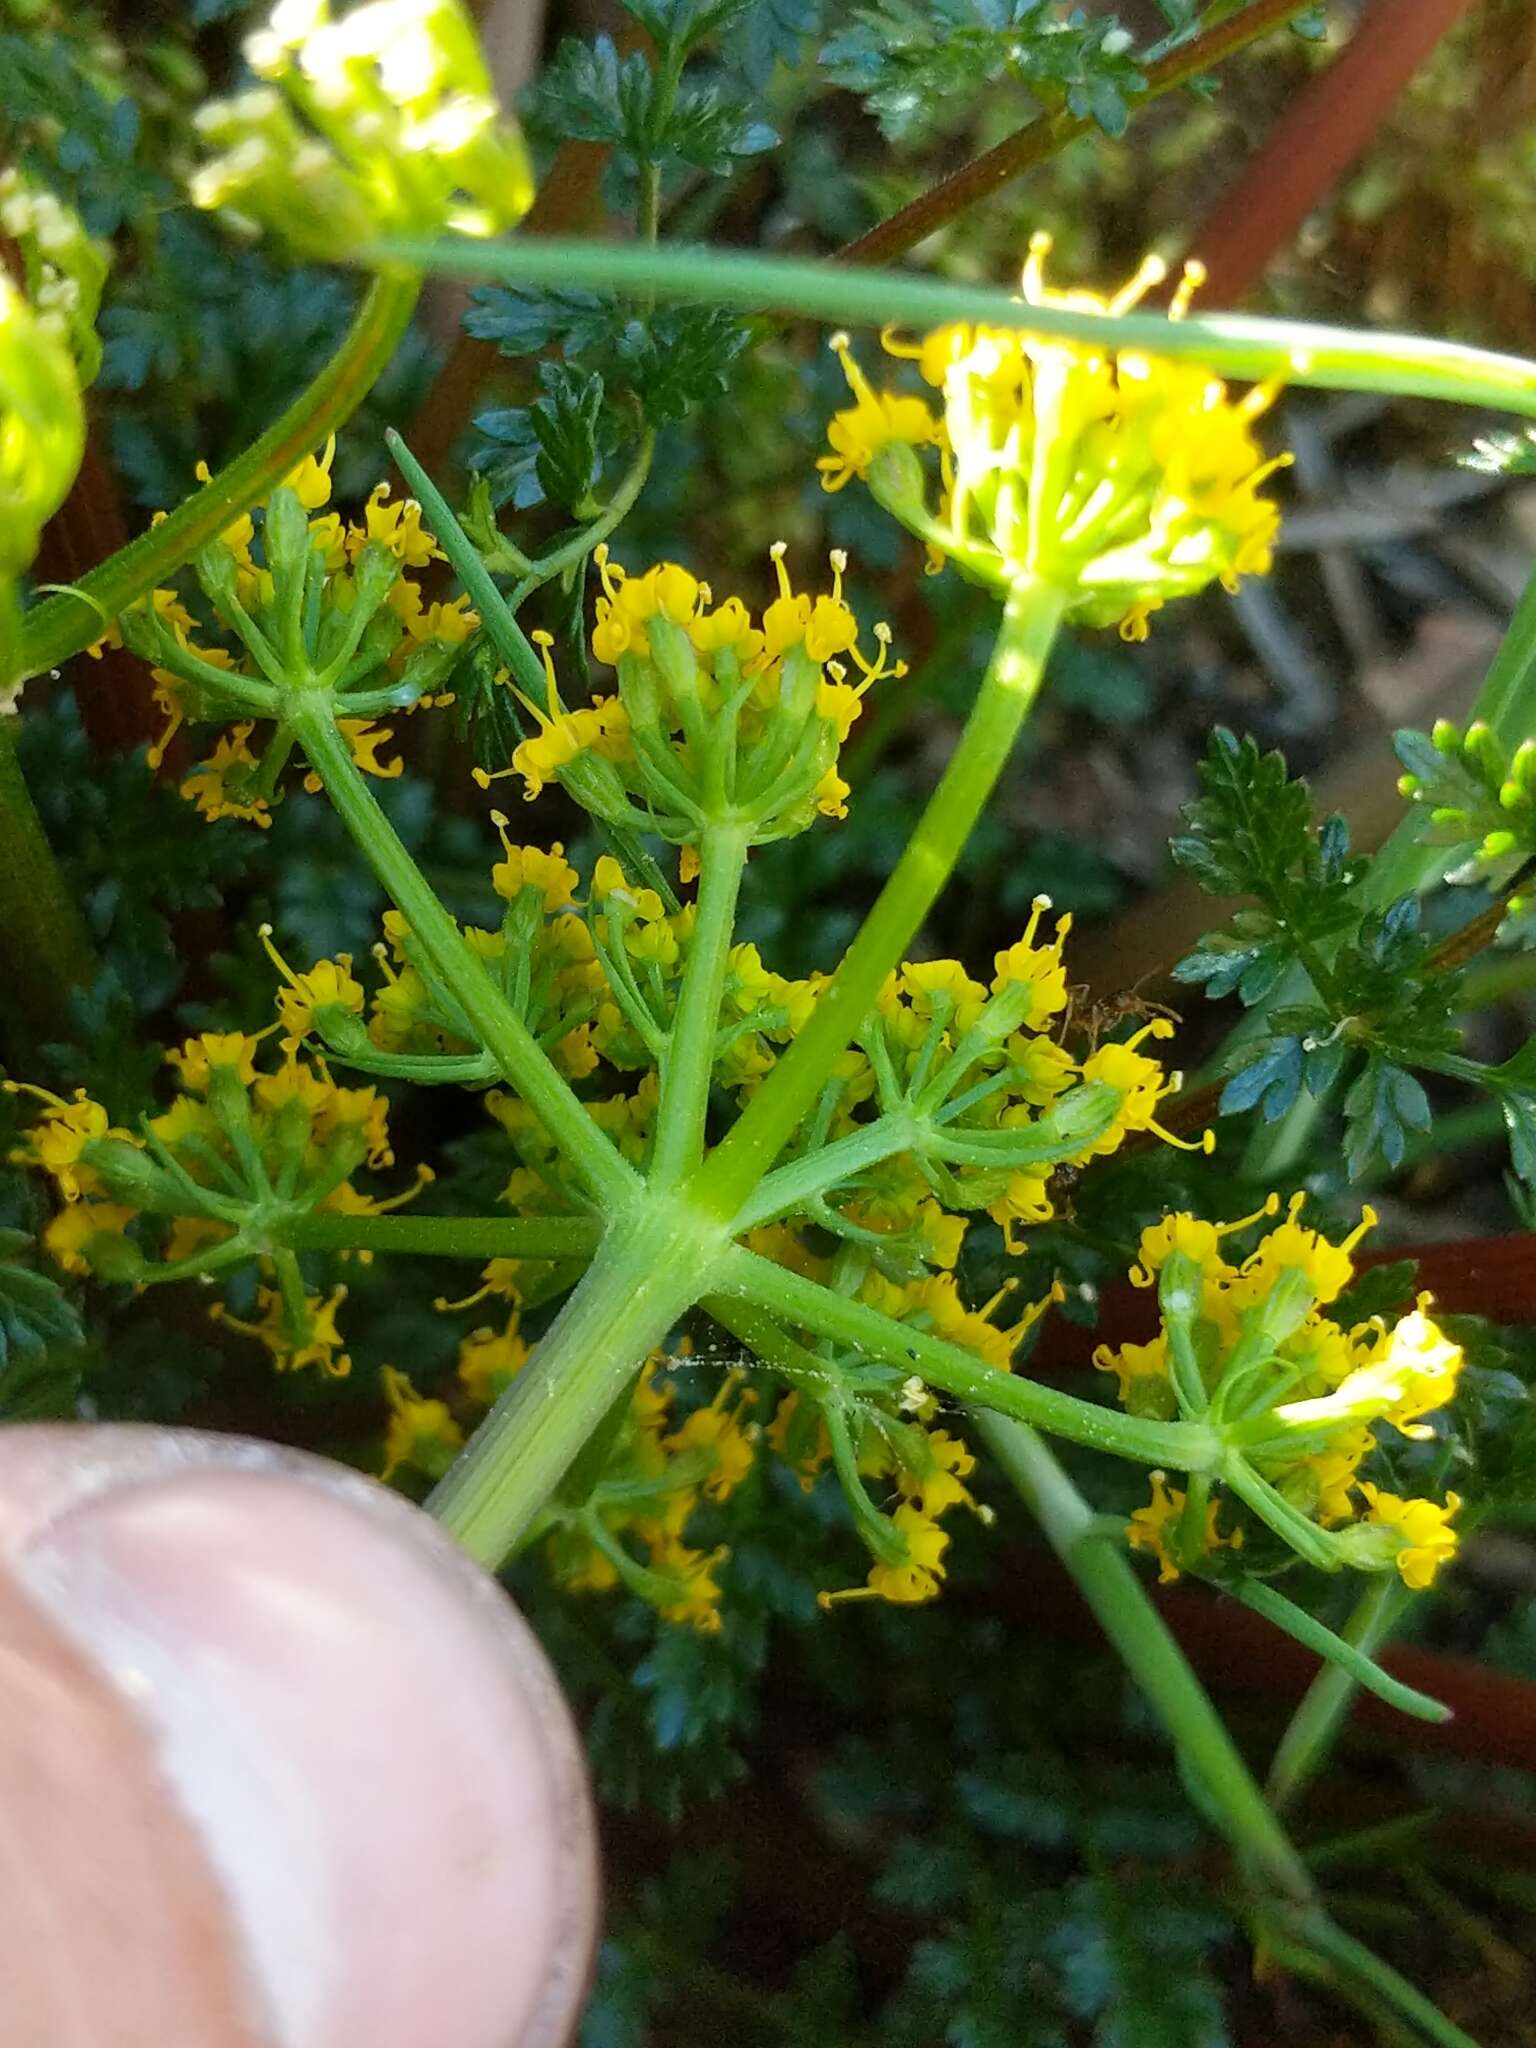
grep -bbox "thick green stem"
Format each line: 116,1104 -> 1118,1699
698,576 -> 1066,1214
1267,1574 -> 1417,1812
428,1198 -> 726,1566
277,1211 -> 601,1260
973,1408 -> 1316,1905
1273,1914 -> 1484,2048
379,237 -> 1536,419
292,703 -> 636,1210
720,1242 -> 1215,1469
19,272 -> 421,683
0,717 -> 95,1046
650,822 -> 749,1186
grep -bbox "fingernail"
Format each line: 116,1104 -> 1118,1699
8,1435 -> 596,2048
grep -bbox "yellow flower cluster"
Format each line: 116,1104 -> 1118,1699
379,861 -> 1189,1619
104,437 -> 477,827
478,546 -> 904,845
1097,1195 -> 1464,1590
8,1031 -> 431,1376
821,235 -> 1288,640
384,1304 -> 756,1634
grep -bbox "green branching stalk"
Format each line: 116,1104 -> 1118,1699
650,821 -> 750,1187
19,272 -> 421,684
378,237 -> 1536,419
978,1413 -> 1484,2048
428,1194 -> 723,1566
1270,1914 -> 1484,2048
1267,1575 -> 1419,1811
277,1212 -> 601,1260
291,702 -> 636,1210
697,575 -> 1067,1214
720,1242 -> 1215,1470
0,717 -> 95,1045
1232,1577 -> 1446,1724
974,1408 -> 1316,1903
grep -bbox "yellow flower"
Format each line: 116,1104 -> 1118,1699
817,330 -> 945,492
990,895 -> 1073,1027
1359,1485 -> 1461,1590
44,1201 -> 137,1275
259,927 -> 366,1042
1127,1471 -> 1240,1584
380,1365 -> 464,1481
665,1379 -> 757,1502
1304,1427 -> 1374,1526
457,1317 -> 529,1407
5,1083 -> 129,1202
1238,1193 -> 1377,1308
489,819 -> 580,908
826,237 -> 1288,637
650,1536 -> 727,1633
284,433 -> 336,511
299,718 -> 402,791
181,723 -> 273,829
900,957 -> 989,1033
583,544 -> 903,842
868,1503 -> 950,1605
485,632 -> 632,802
1127,1195 -> 1279,1290
898,1428 -> 976,1519
1093,1333 -> 1171,1409
166,1030 -> 267,1092
212,1282 -> 352,1377
349,482 -> 440,567
1275,1303 -> 1464,1442
1076,1018 -> 1210,1158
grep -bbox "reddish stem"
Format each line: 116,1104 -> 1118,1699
1183,0 -> 1480,304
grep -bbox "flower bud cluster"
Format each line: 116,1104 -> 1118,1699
104,439 -> 476,826
1096,1196 -> 1464,1589
189,0 -> 533,261
477,546 -> 904,846
821,235 -> 1289,641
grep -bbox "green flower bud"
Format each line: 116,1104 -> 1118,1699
84,1138 -> 207,1216
0,170 -> 109,384
189,0 -> 534,263
1,271 -> 85,685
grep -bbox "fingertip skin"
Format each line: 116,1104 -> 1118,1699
0,1426 -> 599,2048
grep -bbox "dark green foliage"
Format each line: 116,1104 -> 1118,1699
468,297 -> 752,511
1171,729 -> 1359,1003
1170,728 -> 1526,1180
529,32 -> 777,171
724,0 -> 826,85
22,696 -> 254,1010
0,21 -> 154,235
0,1228 -> 83,1382
530,362 -> 610,513
820,0 -> 1147,144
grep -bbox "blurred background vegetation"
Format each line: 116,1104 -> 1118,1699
8,0 -> 1536,2038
